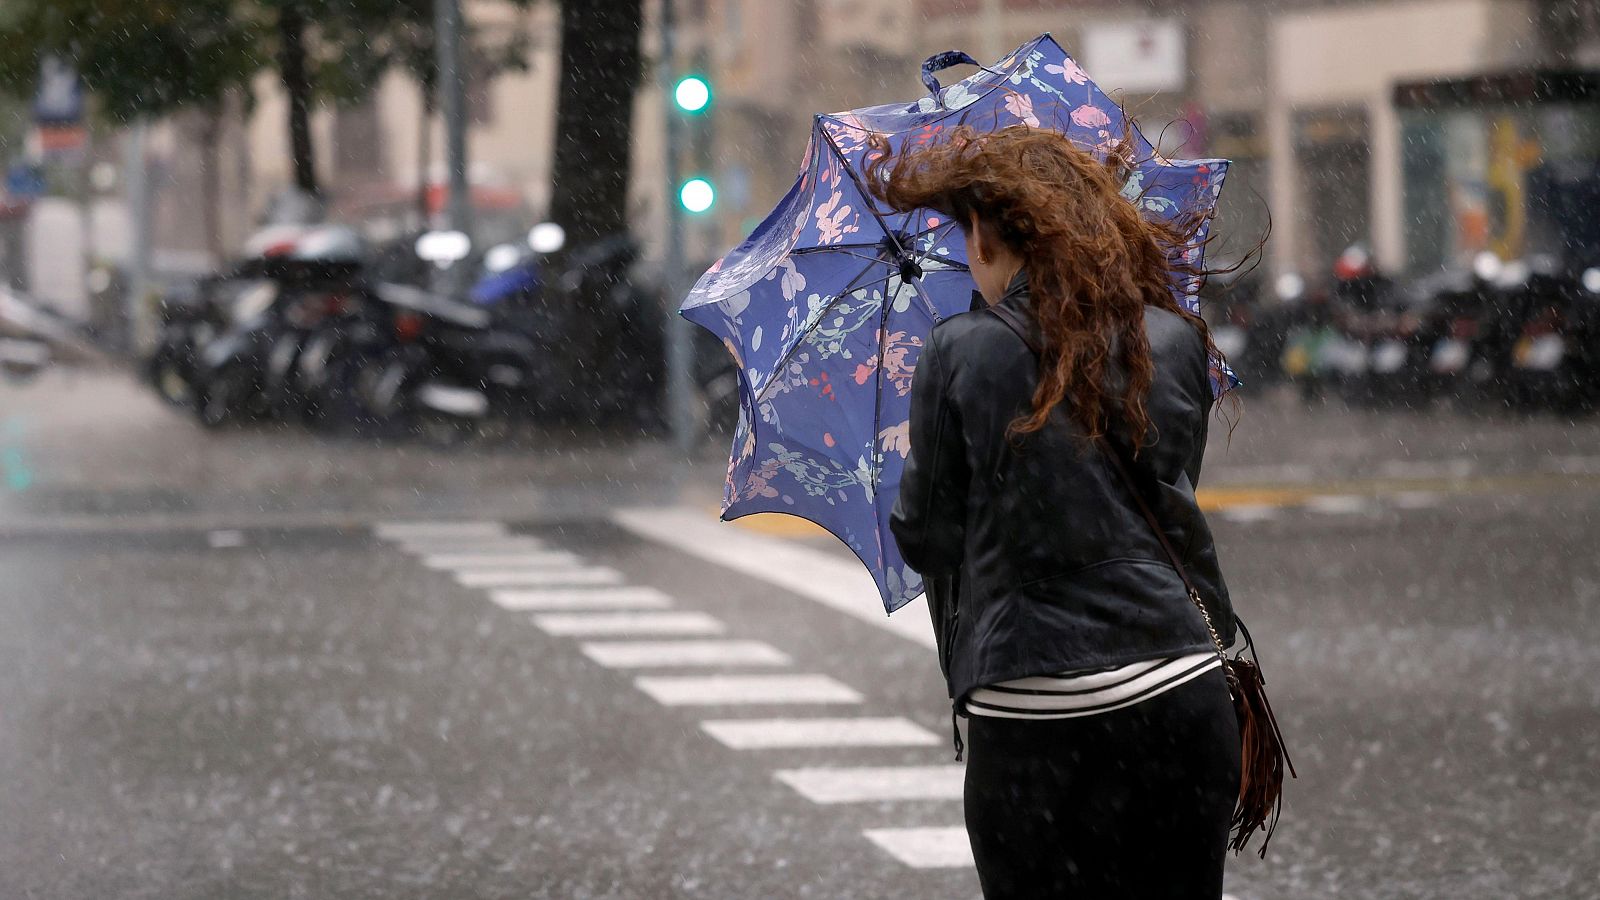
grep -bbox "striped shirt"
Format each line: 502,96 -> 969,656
963,652 -> 1221,720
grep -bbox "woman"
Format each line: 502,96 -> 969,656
873,125 -> 1242,897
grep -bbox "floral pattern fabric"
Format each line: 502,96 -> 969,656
680,34 -> 1231,614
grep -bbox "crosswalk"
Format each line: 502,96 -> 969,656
374,518 -> 979,873
373,516 -> 1255,896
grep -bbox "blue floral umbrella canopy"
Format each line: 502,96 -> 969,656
681,33 -> 1230,614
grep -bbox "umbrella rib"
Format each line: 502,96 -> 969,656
789,247 -> 893,266
869,284 -> 892,571
908,218 -> 961,248
790,243 -> 884,255
903,272 -> 944,323
818,128 -> 906,256
749,253 -> 892,406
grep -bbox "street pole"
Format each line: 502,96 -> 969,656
122,120 -> 152,354
435,0 -> 472,294
661,0 -> 697,452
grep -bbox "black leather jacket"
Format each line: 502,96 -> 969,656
890,274 -> 1236,702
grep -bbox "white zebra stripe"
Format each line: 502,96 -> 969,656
635,674 -> 862,706
423,551 -> 578,570
862,827 -> 973,869
580,640 -> 790,668
699,717 -> 936,749
774,765 -> 964,803
531,611 -> 725,636
393,537 -> 549,554
488,587 -> 674,611
455,567 -> 624,588
374,521 -> 506,539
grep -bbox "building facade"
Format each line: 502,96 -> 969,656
139,0 -> 1600,290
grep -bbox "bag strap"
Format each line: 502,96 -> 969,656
984,304 -> 1230,658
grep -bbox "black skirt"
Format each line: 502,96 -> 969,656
962,665 -> 1240,898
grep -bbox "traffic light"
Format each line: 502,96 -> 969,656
672,75 -> 714,213
679,177 -> 715,214
673,75 -> 711,114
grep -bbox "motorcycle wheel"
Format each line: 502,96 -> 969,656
150,354 -> 195,408
195,370 -> 246,429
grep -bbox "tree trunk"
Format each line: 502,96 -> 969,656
547,0 -> 644,246
276,2 -> 319,197
198,105 -> 224,265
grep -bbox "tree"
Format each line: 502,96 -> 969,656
378,2 -> 534,221
0,0 -> 263,123
547,0 -> 645,246
259,0 -> 534,200
1,0 -> 535,203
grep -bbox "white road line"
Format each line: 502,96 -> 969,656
375,521 -> 507,539
613,508 -> 935,649
532,611 -> 725,636
580,640 -> 790,668
1393,490 -> 1443,509
1549,454 -> 1600,475
699,717 -> 937,749
393,537 -> 549,554
456,567 -> 624,588
1209,462 -> 1316,484
1219,504 -> 1279,524
1302,494 -> 1375,515
207,529 -> 246,548
636,674 -> 863,706
423,551 -> 577,570
774,765 -> 964,803
489,587 -> 674,611
862,827 -> 973,869
1376,458 -> 1476,479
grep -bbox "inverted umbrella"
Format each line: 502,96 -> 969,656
681,33 -> 1230,613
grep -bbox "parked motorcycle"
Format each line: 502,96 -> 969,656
1501,258 -> 1600,412
146,277 -> 228,409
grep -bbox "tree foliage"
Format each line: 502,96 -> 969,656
0,0 -> 263,121
0,0 -> 535,196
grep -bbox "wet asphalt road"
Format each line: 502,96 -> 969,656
3,369 -> 1600,899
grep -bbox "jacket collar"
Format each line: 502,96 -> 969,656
990,269 -> 1044,352
968,267 -> 1032,312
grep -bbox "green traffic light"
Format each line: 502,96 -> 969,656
674,75 -> 711,113
679,177 -> 715,213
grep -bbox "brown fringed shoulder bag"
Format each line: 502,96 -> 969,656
986,302 -> 1296,857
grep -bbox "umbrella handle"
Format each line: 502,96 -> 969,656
920,50 -> 981,106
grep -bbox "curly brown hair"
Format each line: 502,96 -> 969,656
865,124 -> 1227,449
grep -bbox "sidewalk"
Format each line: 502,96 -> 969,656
5,367 -> 1599,533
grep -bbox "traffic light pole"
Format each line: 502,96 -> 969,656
435,0 -> 472,295
661,0 -> 698,452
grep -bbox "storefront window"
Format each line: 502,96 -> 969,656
1402,101 -> 1600,273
